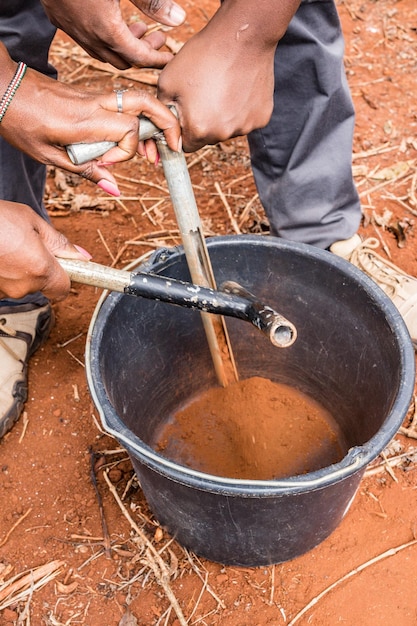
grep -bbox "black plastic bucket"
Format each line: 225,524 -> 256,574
86,235 -> 415,566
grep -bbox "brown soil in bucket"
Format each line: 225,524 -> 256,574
154,376 -> 347,480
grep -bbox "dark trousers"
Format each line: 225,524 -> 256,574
0,0 -> 56,306
248,0 -> 361,248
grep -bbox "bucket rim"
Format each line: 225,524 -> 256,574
85,234 -> 415,494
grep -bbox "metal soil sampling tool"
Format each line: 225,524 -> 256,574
65,111 -> 297,381
57,257 -> 296,349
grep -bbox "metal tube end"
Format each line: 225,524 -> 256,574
269,317 -> 298,348
220,280 -> 297,348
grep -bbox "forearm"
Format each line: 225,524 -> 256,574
0,42 -> 15,79
211,0 -> 301,49
157,0 -> 301,151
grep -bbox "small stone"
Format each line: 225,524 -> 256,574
108,468 -> 123,483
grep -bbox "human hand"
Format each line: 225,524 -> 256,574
157,0 -> 300,152
0,201 -> 92,301
40,0 -> 186,70
0,48 -> 181,196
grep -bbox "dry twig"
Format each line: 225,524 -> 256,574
382,192 -> 417,217
0,560 -> 65,610
410,169 -> 417,206
66,349 -> 85,368
97,228 -> 116,263
18,411 -> 29,444
352,142 -> 399,160
380,450 -> 398,482
214,181 -> 241,234
183,549 -> 226,610
238,192 -> 259,229
102,470 -> 188,626
0,508 -> 32,548
364,447 -> 417,477
287,539 -> 417,625
359,170 -> 414,198
90,448 -> 112,559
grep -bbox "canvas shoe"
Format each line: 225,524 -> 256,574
330,235 -> 417,347
0,303 -> 54,438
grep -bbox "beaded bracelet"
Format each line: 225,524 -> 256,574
0,62 -> 27,123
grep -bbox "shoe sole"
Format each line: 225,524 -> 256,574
0,306 -> 55,439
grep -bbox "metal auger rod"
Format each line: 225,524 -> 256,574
67,110 -> 239,386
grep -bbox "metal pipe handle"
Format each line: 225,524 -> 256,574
66,106 -> 177,165
58,258 -> 297,348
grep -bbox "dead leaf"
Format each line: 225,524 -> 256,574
388,218 -> 414,248
372,209 -> 393,229
154,527 -> 164,542
168,548 -> 179,578
54,170 -> 70,192
370,160 -> 413,180
361,89 -> 378,109
406,137 -> 417,151
352,164 -> 368,177
0,564 -> 13,585
383,120 -> 393,135
55,580 -> 78,595
71,193 -> 115,212
0,560 -> 65,605
218,141 -> 236,154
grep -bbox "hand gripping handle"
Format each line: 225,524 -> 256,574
66,106 -> 177,165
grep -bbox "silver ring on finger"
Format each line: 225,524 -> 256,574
114,89 -> 127,113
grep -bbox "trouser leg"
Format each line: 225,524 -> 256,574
0,0 -> 57,306
248,0 -> 361,249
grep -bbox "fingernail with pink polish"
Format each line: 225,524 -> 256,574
177,137 -> 183,153
74,244 -> 93,260
154,152 -> 160,167
97,179 -> 120,197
